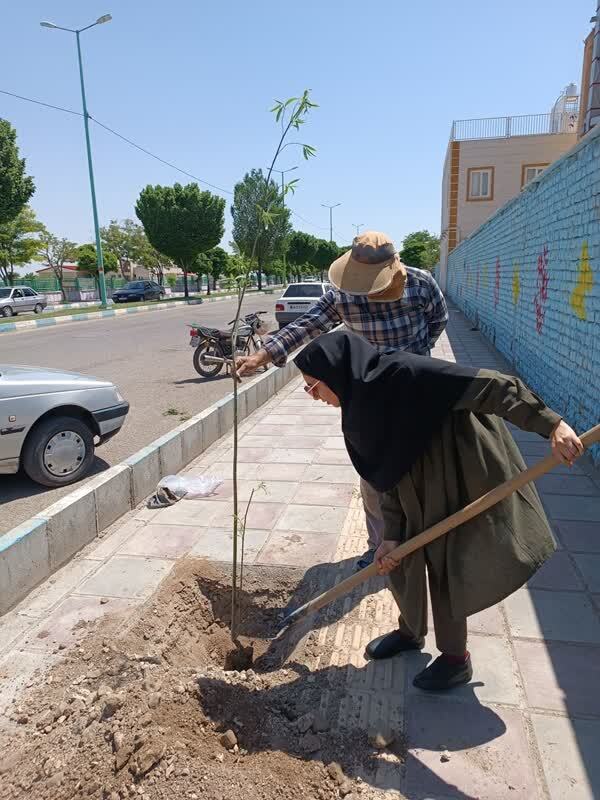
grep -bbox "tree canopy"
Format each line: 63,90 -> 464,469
136,183 -> 225,298
312,238 -> 339,279
37,230 -> 77,299
76,244 -> 118,281
100,219 -> 147,277
0,206 -> 43,285
287,231 -> 318,273
0,119 -> 35,226
399,230 -> 440,270
230,168 -> 291,289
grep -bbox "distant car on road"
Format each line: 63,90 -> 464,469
275,282 -> 331,330
0,365 -> 129,487
112,280 -> 165,303
0,286 -> 47,317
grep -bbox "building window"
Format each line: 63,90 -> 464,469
522,163 -> 548,187
467,167 -> 494,201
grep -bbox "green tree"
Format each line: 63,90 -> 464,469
287,231 -> 318,281
399,230 -> 440,270
37,230 -> 77,300
166,273 -> 177,290
0,119 -> 35,226
231,169 -> 292,290
312,238 -> 339,281
135,183 -> 225,300
0,206 -> 44,286
76,244 -> 118,293
100,218 -> 147,279
137,241 -> 173,286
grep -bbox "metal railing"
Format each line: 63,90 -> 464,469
450,111 -> 579,141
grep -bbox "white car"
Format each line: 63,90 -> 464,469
0,286 -> 47,317
275,282 -> 331,330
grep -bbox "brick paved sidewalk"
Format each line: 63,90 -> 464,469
1,305 -> 599,799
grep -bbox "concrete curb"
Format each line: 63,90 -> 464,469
0,361 -> 298,615
0,287 -> 283,335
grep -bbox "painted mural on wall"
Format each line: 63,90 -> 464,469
444,125 -> 599,464
570,240 -> 594,321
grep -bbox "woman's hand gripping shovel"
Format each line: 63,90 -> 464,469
274,422 -> 600,640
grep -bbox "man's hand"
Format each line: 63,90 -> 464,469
235,348 -> 271,378
375,540 -> 402,576
551,420 -> 584,467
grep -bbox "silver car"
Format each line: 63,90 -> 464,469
0,365 -> 129,487
0,286 -> 48,317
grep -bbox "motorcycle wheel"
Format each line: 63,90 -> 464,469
193,343 -> 223,377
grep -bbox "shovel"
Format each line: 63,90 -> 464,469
276,422 -> 600,637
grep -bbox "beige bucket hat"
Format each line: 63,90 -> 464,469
328,231 -> 407,296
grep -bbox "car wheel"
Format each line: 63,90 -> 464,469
21,415 -> 95,488
1,306 -> 13,318
34,303 -> 44,314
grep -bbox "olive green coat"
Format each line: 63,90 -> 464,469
380,369 -> 559,627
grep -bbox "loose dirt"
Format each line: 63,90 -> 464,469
0,561 -> 403,800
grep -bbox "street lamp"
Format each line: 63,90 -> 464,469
270,166 -> 298,283
41,14 -> 112,308
353,223 -> 364,237
321,202 -> 341,243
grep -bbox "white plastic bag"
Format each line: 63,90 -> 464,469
158,474 -> 223,500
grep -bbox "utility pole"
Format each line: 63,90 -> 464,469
41,14 -> 112,308
353,223 -> 364,237
270,166 -> 298,284
321,202 -> 341,242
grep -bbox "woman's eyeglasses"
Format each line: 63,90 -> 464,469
303,380 -> 321,398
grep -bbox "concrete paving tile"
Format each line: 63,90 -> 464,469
211,461 -> 308,482
0,610 -> 35,653
542,495 -> 600,522
514,640 -> 600,716
535,473 -> 599,496
523,455 -> 584,475
24,594 -> 135,651
515,440 -> 553,457
188,527 -> 270,563
304,465 -> 359,484
532,714 -> 600,800
89,518 -> 147,560
240,435 -> 325,450
467,603 -> 506,635
291,482 -> 355,507
150,498 -> 230,528
207,501 -> 284,529
74,556 -> 174,600
322,437 -> 346,449
215,479 -> 299,504
16,559 -> 101,617
556,521 -> 600,553
573,553 -> 600,592
117,523 -> 205,559
253,423 -> 340,437
261,448 -> 315,464
504,587 -> 600,643
404,699 -> 537,800
314,449 -> 353,465
275,504 -> 349,534
0,649 -> 56,724
255,530 -> 339,567
407,633 -> 520,705
528,551 -> 584,590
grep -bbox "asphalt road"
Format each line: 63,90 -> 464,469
0,297 -> 278,534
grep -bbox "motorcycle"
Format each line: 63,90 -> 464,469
188,311 -> 270,378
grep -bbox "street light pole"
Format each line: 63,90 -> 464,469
41,15 -> 112,308
353,223 -> 364,237
270,166 -> 298,284
321,202 -> 341,242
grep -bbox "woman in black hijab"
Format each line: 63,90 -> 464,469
294,331 -> 583,691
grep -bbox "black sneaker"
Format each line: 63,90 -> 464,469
366,629 -> 425,659
413,654 -> 473,691
355,549 -> 376,571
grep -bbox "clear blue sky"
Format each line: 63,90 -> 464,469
0,0 -> 593,253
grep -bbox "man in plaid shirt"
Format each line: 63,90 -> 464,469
237,231 -> 448,569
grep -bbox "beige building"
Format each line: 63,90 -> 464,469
438,87 -> 579,291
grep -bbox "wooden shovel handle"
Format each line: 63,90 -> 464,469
283,422 -> 600,626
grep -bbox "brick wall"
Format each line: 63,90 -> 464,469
445,125 -> 600,463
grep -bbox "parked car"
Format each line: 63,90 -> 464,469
275,282 -> 332,329
0,365 -> 129,487
0,286 -> 47,317
112,281 -> 165,303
